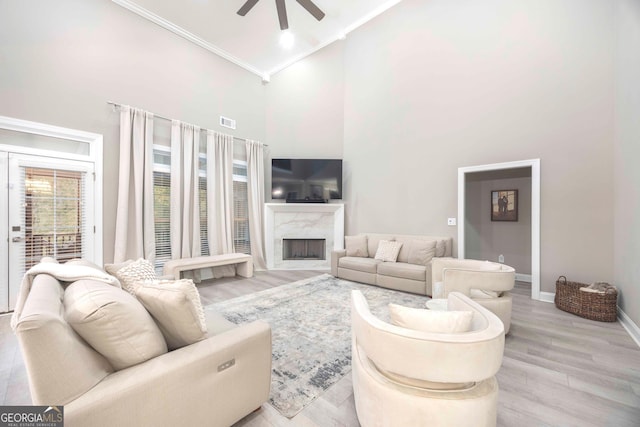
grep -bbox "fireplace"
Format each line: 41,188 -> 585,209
283,239 -> 326,260
265,203 -> 344,269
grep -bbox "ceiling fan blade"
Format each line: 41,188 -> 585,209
237,0 -> 260,16
275,0 -> 289,30
295,0 -> 325,21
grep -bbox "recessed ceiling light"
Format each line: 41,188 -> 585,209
279,31 -> 295,49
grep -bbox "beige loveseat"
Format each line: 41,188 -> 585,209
331,233 -> 453,296
13,261 -> 271,427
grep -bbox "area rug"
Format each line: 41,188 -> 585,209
205,273 -> 429,418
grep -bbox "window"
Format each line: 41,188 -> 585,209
152,145 -> 248,273
22,168 -> 86,270
153,147 -> 171,273
233,160 -> 251,254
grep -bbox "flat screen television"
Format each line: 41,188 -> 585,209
271,159 -> 342,202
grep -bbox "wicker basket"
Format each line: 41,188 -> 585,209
554,276 -> 617,322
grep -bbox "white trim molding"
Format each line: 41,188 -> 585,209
515,273 -> 532,283
458,159 -> 541,301
112,0 -> 404,81
112,0 -> 264,78
538,292 -> 556,304
0,115 -> 104,267
618,307 -> 640,348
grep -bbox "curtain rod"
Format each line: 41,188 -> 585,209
107,101 -> 267,146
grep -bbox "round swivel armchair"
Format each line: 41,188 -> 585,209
431,258 -> 515,333
351,290 -> 505,427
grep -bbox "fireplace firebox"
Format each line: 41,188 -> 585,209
283,238 -> 326,261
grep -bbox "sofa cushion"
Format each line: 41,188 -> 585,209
374,240 -> 403,262
377,262 -> 426,281
134,279 -> 208,350
106,258 -> 156,294
64,280 -> 168,370
407,240 -> 437,266
339,256 -> 382,274
435,240 -> 447,257
389,303 -> 473,333
367,234 -> 394,259
15,274 -> 114,405
345,235 -> 369,257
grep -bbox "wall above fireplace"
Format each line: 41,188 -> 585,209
265,203 -> 345,270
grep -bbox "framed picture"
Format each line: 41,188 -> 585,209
491,190 -> 518,222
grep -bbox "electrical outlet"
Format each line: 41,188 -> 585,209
447,218 -> 457,226
498,254 -> 504,263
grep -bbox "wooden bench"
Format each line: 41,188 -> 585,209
162,254 -> 254,279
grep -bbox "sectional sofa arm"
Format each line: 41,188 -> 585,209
65,321 -> 272,427
331,249 -> 347,277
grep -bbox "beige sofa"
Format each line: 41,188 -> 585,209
13,266 -> 272,427
331,233 -> 453,296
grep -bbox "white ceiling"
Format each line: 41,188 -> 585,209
113,0 -> 403,80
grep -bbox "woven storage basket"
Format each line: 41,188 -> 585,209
554,276 -> 617,322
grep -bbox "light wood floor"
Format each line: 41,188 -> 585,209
1,270 -> 639,426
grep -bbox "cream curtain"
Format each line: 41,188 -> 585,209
246,140 -> 267,270
204,131 -> 236,278
114,106 -> 155,263
170,121 -> 201,260
207,131 -> 235,254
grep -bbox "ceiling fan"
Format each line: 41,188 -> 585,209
237,0 -> 326,30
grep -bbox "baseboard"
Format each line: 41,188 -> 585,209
618,307 -> 640,348
515,273 -> 532,283
538,291 -> 555,303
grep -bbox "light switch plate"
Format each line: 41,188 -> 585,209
447,218 -> 457,226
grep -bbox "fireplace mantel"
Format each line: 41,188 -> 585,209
264,203 -> 345,270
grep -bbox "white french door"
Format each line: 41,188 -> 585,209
0,115 -> 103,314
0,153 -> 95,312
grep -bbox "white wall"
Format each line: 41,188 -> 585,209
266,42 -> 345,159
343,0 -> 615,293
265,41 -> 345,201
0,0 -> 266,263
614,0 -> 640,328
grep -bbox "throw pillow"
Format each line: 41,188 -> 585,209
108,258 -> 156,294
64,279 -> 167,370
407,240 -> 437,266
345,235 -> 369,257
389,303 -> 473,333
435,240 -> 447,257
374,240 -> 403,262
134,279 -> 208,350
104,259 -> 133,276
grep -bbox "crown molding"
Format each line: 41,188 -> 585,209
112,0 -> 267,80
113,0 -> 404,81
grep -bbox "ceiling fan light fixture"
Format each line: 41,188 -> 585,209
237,0 -> 325,30
279,31 -> 295,49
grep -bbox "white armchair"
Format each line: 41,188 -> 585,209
431,258 -> 515,333
351,290 -> 505,427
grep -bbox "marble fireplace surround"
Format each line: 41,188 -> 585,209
265,203 -> 345,270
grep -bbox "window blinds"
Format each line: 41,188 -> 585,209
20,167 -> 86,272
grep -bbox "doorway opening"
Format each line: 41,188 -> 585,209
458,159 -> 541,301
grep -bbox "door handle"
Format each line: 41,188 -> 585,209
12,236 -> 24,242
